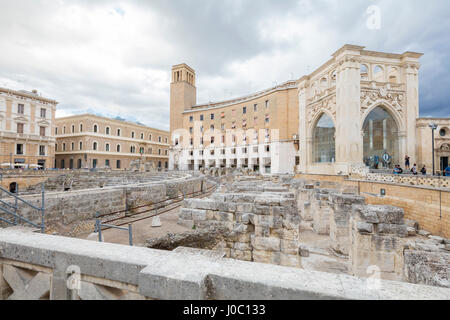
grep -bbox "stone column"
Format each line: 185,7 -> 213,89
350,205 -> 408,281
298,83 -> 308,172
329,193 -> 365,256
335,56 -> 363,173
311,189 -> 334,235
404,63 -> 420,162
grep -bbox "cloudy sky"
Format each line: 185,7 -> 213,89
0,0 -> 449,131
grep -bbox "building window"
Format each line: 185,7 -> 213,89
106,127 -> 110,135
130,146 -> 136,153
165,161 -> 168,169
211,114 -> 214,120
80,124 -> 83,132
158,149 -> 161,155
190,138 -> 193,146
265,145 -> 270,152
106,143 -> 110,152
18,104 -> 24,114
265,100 -> 269,108
116,160 -> 121,169
140,147 -> 145,154
149,134 -> 152,141
93,142 -> 98,151
242,148 -> 247,154
63,126 -> 66,134
189,116 -> 193,122
165,137 -> 168,143
362,106 -> 399,168
254,104 -> 257,112
40,126 -> 46,137
55,127 -> 58,135
440,128 -> 447,137
16,144 -> 24,155
158,161 -> 162,168
79,141 -> 83,150
117,129 -> 121,136
61,159 -> 65,169
71,142 -> 74,151
210,125 -> 214,131
105,159 -> 110,167
265,114 -> 270,124
221,124 -> 225,131
132,132 -> 135,138
141,133 -> 144,139
71,125 -> 75,133
17,123 -> 24,134
159,136 -> 162,143
40,108 -> 46,118
94,125 -> 98,133
117,144 -> 121,152
39,145 -> 45,156
77,159 -> 82,169
63,143 -> 66,151
313,113 -> 336,163
243,107 -> 247,114
200,114 -> 204,121
200,137 -> 204,145
148,148 -> 153,154
55,144 -> 58,152
189,127 -> 193,134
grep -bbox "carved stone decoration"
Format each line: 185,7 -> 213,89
306,95 -> 337,130
2,264 -> 51,300
441,144 -> 450,151
360,89 -> 406,123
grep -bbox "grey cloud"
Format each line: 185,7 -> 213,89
0,0 -> 448,132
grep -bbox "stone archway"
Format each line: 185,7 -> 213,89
362,105 -> 400,169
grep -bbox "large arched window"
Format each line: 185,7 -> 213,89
363,106 -> 399,169
312,114 -> 335,163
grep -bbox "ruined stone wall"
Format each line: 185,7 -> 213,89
180,187 -> 302,268
0,174 -> 210,233
1,229 -> 449,300
349,205 -> 409,281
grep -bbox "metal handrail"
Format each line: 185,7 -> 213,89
0,184 -> 45,233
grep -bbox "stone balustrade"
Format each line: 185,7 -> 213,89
0,229 -> 449,300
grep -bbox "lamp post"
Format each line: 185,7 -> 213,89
429,122 -> 438,176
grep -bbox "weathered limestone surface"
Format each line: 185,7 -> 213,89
329,193 -> 366,255
404,239 -> 450,288
0,229 -> 449,300
179,181 -> 302,268
350,205 -> 408,281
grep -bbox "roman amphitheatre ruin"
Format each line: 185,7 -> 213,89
0,167 -> 449,300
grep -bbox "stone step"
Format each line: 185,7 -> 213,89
4,226 -> 41,233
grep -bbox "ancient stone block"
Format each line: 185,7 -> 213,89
231,250 -> 252,262
191,209 -> 207,221
251,236 -> 281,252
356,222 -> 373,234
280,240 -> 299,255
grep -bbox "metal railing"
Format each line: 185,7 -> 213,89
0,183 -> 46,233
96,183 -> 217,229
95,218 -> 133,246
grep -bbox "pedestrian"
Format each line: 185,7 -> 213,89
420,165 -> 427,175
405,155 -> 410,170
445,164 -> 450,177
411,164 -> 418,175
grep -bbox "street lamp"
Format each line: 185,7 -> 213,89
429,122 -> 438,176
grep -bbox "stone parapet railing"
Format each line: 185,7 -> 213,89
365,173 -> 449,189
0,229 -> 449,300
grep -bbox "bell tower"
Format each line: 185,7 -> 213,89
170,64 -> 196,142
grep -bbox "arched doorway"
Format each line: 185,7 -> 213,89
362,106 -> 399,169
312,113 -> 336,163
9,182 -> 17,194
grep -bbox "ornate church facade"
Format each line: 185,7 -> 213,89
169,44 -> 450,175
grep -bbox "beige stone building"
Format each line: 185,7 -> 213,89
169,64 -> 300,173
169,45 -> 449,175
0,87 -> 58,169
55,114 -> 170,170
416,118 -> 450,174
